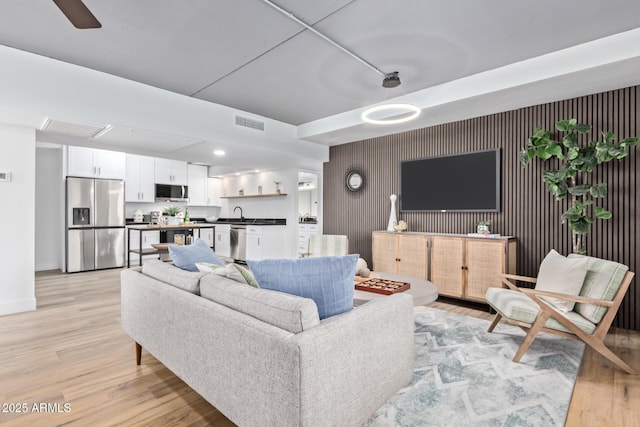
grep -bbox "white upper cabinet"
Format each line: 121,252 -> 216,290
125,154 -> 155,203
155,158 -> 188,185
207,177 -> 222,207
67,146 -> 125,180
187,164 -> 208,206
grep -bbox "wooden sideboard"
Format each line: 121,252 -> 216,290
372,231 -> 516,303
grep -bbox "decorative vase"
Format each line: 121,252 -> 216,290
477,225 -> 490,234
167,216 -> 179,226
387,194 -> 398,232
239,189 -> 244,196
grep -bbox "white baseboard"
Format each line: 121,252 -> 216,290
0,298 -> 36,316
35,262 -> 60,272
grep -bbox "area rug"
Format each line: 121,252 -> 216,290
367,307 -> 585,427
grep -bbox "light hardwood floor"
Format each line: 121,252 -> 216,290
0,269 -> 638,426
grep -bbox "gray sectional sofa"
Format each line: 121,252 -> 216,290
121,260 -> 415,427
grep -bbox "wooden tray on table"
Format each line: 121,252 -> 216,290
354,277 -> 411,295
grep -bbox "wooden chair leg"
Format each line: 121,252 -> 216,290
487,313 -> 502,333
513,312 -> 549,363
136,342 -> 142,365
585,338 -> 637,375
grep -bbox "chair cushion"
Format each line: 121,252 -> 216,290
308,235 -> 348,257
485,287 -> 596,335
568,254 -> 629,324
199,273 -> 320,333
247,254 -> 358,319
168,238 -> 224,271
535,249 -> 589,313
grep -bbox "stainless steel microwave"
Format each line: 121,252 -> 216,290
155,184 -> 188,202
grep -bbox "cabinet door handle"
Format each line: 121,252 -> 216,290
98,166 -> 101,176
93,166 -> 97,176
258,238 -> 260,246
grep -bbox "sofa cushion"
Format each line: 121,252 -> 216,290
200,273 -> 320,333
196,262 -> 260,288
168,238 -> 223,271
141,259 -> 206,294
535,249 -> 589,313
485,287 -> 596,335
247,254 -> 358,320
568,254 -> 629,324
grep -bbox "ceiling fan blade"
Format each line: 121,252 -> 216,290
53,0 -> 101,29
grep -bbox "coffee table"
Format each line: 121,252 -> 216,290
353,271 -> 438,307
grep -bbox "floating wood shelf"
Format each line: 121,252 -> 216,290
220,193 -> 288,199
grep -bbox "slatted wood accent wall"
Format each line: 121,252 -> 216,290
324,85 -> 639,331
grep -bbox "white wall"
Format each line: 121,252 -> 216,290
0,124 -> 36,315
35,146 -> 62,271
125,202 -> 220,220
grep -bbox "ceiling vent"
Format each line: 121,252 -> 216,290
235,115 -> 265,131
41,118 -> 112,139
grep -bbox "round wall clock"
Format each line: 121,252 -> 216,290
346,170 -> 364,192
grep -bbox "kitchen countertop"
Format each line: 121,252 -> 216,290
126,218 -> 287,227
214,218 -> 286,226
127,223 -> 216,230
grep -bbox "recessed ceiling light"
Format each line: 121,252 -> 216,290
213,150 -> 226,156
254,169 -> 260,173
235,173 -> 240,176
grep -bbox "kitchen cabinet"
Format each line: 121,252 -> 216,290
298,223 -> 319,256
246,225 -> 286,260
372,232 -> 428,278
67,146 -> 125,179
372,231 -> 516,303
187,164 -> 208,206
198,227 -> 215,248
125,154 -> 155,202
215,224 -> 231,258
207,177 -> 222,206
155,158 -> 188,185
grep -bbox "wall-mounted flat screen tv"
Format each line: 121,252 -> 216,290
400,149 -> 501,212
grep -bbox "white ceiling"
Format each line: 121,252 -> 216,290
2,0 -> 640,171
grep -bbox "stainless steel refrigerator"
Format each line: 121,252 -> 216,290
66,177 -> 125,272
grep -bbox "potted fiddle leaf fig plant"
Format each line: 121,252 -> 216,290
522,119 -> 638,254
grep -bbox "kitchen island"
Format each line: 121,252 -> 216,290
126,223 -> 215,267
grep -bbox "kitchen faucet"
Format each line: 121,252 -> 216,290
234,206 -> 244,221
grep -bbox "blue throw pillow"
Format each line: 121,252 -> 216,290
248,254 -> 358,319
168,238 -> 223,271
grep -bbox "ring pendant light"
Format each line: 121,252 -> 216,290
261,0 -> 420,125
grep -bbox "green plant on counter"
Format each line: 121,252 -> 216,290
521,118 -> 638,254
163,206 -> 182,216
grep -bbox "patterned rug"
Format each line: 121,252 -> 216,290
367,307 -> 585,427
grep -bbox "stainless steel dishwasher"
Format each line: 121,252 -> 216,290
230,225 -> 247,262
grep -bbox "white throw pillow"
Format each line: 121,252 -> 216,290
535,249 -> 589,313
